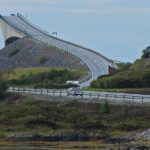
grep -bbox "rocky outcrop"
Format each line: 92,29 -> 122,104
0,38 -> 88,71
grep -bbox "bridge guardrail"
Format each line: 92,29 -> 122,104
8,87 -> 150,104
1,14 -> 116,85
32,36 -> 92,84
1,16 -> 101,85
16,13 -> 115,65
17,13 -> 49,35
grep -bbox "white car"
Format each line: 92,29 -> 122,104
67,87 -> 83,96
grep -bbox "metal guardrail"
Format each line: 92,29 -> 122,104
8,87 -> 150,104
17,13 -> 49,35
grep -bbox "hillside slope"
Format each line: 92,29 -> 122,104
91,59 -> 150,88
0,38 -> 88,71
0,94 -> 150,143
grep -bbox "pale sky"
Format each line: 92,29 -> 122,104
1,0 -> 150,62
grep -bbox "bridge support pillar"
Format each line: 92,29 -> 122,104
0,17 -> 25,46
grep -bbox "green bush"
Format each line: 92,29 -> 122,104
117,62 -> 132,72
34,83 -> 78,89
8,49 -> 20,57
91,66 -> 150,88
0,79 -> 8,97
8,68 -> 81,88
38,56 -> 48,64
117,122 -> 143,131
141,46 -> 150,59
101,100 -> 110,114
76,120 -> 105,129
0,132 -> 6,138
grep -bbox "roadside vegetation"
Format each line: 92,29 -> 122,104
82,87 -> 150,95
0,94 -> 150,140
91,58 -> 150,89
1,67 -> 83,89
38,56 -> 48,64
0,77 -> 8,98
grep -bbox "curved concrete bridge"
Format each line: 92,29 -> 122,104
0,13 -> 117,87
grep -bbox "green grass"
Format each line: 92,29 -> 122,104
1,67 -> 83,88
0,94 -> 150,139
82,87 -> 150,95
91,59 -> 150,89
82,87 -> 121,92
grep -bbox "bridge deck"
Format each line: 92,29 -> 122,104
0,14 -> 117,87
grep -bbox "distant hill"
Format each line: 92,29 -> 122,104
0,38 -> 88,72
91,59 -> 150,88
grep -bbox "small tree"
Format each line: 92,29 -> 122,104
141,46 -> 150,59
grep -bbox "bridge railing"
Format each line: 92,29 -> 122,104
17,13 -> 49,35
1,15 -> 92,84
32,36 -> 93,84
8,87 -> 150,105
1,15 -> 115,67
1,14 -> 113,84
15,14 -> 115,65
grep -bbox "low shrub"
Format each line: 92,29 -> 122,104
38,56 -> 48,64
8,49 -> 20,57
34,83 -> 78,89
76,120 -> 105,129
7,68 -> 81,88
0,79 -> 8,98
101,100 -> 110,114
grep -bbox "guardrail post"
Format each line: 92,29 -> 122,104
53,90 -> 55,96
82,92 -> 84,98
47,89 -> 48,95
132,96 -> 134,104
90,93 -> 92,99
13,87 -> 14,92
123,95 -> 125,101
142,97 -> 144,103
98,93 -> 100,99
60,91 -> 62,96
41,89 -> 42,94
114,95 -> 116,101
29,88 -> 31,93
35,88 -> 36,94
106,94 -> 108,100
18,87 -> 19,93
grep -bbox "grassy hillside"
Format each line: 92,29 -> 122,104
91,59 -> 150,89
0,94 -> 150,140
1,67 -> 85,88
